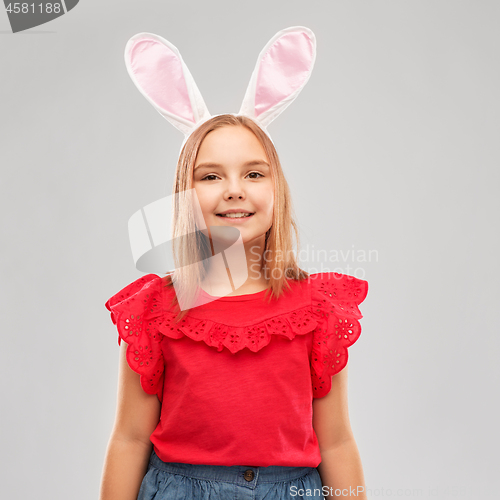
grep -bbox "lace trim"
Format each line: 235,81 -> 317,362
309,273 -> 368,398
105,275 -> 165,401
157,306 -> 319,354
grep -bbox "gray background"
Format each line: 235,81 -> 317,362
1,1 -> 499,499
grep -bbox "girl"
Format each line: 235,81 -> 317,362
100,29 -> 368,500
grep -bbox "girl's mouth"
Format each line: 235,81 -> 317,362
216,212 -> 254,222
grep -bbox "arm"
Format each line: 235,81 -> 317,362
312,365 -> 367,499
99,340 -> 162,500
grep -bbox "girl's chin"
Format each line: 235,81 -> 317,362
209,228 -> 267,245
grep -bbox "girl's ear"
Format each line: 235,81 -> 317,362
238,26 -> 317,132
124,32 -> 211,136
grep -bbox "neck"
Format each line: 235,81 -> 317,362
201,234 -> 269,296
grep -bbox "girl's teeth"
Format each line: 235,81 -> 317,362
219,213 -> 252,218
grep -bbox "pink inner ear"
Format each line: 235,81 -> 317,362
255,32 -> 314,118
129,39 -> 195,124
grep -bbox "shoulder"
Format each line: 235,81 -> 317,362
104,274 -> 168,400
307,272 -> 368,308
105,273 -> 175,312
309,272 -> 369,398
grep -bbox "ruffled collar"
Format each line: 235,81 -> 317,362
157,276 -> 317,353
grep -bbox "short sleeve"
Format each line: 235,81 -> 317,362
310,273 -> 368,398
105,274 -> 165,402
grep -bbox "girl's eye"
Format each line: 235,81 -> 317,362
200,172 -> 264,181
247,172 -> 264,179
201,174 -> 219,181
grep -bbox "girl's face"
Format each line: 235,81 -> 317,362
193,125 -> 274,246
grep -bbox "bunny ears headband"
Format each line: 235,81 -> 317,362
124,26 -> 317,152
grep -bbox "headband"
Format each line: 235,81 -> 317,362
125,27 -> 317,298
124,26 -> 317,154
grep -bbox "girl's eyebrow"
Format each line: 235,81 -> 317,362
194,160 -> 270,171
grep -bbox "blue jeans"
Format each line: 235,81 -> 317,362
137,449 -> 325,500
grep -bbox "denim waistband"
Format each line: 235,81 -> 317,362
148,449 -> 316,486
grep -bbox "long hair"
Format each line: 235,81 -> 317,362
164,114 -> 308,321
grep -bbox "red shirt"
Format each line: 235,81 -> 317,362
105,272 -> 368,467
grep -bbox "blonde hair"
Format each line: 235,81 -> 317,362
163,114 -> 308,320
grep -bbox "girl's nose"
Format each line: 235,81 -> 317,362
223,180 -> 245,200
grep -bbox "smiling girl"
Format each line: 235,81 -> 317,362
100,28 -> 369,500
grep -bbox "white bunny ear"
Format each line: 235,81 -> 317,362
124,32 -> 212,136
239,26 -> 316,131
